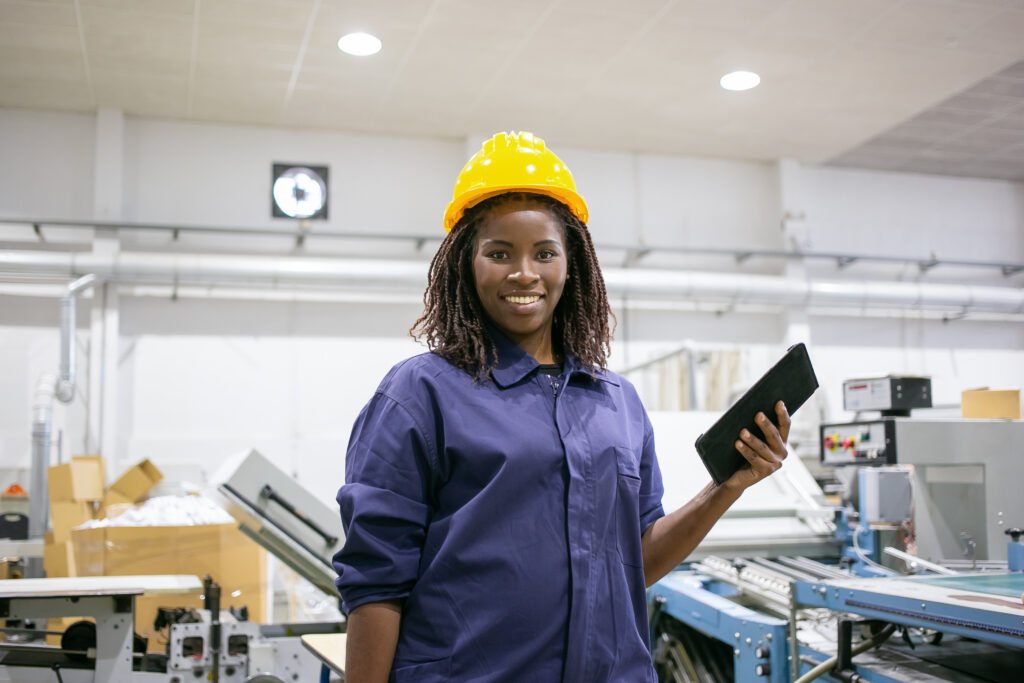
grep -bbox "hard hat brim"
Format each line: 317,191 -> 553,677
444,185 -> 589,232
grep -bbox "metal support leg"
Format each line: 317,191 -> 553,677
835,619 -> 853,675
95,610 -> 134,682
789,600 -> 799,681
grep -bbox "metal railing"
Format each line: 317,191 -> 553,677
4,217 -> 1023,277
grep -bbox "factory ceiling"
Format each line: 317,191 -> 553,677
1,0 -> 1023,179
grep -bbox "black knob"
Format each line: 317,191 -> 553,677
755,646 -> 770,658
755,663 -> 771,677
1006,528 -> 1023,542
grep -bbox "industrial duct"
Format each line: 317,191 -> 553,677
1,249 -> 1022,316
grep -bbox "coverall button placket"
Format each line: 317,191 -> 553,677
559,377 -> 601,682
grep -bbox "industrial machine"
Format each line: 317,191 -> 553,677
214,449 -> 343,600
6,409 -> 1022,682
647,408 -> 1024,683
822,417 -> 1023,566
0,450 -> 345,681
0,574 -> 337,682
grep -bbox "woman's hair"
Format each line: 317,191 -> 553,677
411,192 -> 614,378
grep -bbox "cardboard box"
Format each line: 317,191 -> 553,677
109,459 -> 163,502
71,523 -> 266,651
99,490 -> 135,519
961,388 -> 1021,420
102,489 -> 134,507
49,501 -> 94,543
43,540 -> 77,577
72,455 -> 106,485
48,457 -> 104,502
0,558 -> 21,580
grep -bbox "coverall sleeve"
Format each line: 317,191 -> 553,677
639,412 -> 666,533
333,392 -> 436,614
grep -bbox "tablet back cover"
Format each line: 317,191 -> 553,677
694,343 -> 819,485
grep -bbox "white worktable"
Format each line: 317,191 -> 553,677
301,632 -> 347,675
0,574 -> 204,681
0,574 -> 202,598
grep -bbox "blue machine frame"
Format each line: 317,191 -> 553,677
648,574 -> 790,683
649,570 -> 1024,682
793,576 -> 1024,649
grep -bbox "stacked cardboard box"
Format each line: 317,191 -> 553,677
45,457 -> 165,570
45,456 -> 104,576
72,523 -> 266,651
103,459 -> 163,508
48,456 -> 267,650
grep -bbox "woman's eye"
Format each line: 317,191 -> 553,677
487,251 -> 509,260
537,250 -> 557,260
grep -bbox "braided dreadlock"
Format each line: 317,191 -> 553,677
411,193 -> 614,379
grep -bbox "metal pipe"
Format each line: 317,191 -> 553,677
793,624 -> 896,683
4,216 -> 1023,276
1,249 -> 1022,316
29,373 -> 56,545
55,275 -> 96,402
28,275 -> 98,559
882,546 -> 957,575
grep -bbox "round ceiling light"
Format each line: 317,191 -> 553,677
337,32 -> 382,56
720,70 -> 761,91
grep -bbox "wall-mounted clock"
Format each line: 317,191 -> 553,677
272,164 -> 329,220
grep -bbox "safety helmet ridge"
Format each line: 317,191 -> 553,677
443,131 -> 589,232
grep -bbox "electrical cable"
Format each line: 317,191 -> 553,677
793,623 -> 897,683
851,527 -> 890,573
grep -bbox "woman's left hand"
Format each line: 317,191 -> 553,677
725,400 -> 790,491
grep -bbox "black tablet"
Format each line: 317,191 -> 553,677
694,343 -> 819,485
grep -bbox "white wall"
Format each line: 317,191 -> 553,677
802,167 -> 1024,263
0,110 -> 95,219
121,117 -> 463,234
1,107 -> 1023,503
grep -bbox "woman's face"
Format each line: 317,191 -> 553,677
472,198 -> 568,356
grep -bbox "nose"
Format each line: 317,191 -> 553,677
508,259 -> 539,284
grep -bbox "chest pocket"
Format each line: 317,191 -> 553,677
614,447 -> 644,567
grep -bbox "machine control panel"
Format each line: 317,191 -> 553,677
843,375 -> 931,413
820,419 -> 897,466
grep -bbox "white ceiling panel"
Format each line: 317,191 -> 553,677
1,0 -> 1023,179
832,55 -> 1024,180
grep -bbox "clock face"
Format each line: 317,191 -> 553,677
272,165 -> 329,219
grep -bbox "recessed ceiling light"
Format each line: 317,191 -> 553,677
337,32 -> 382,57
720,70 -> 760,91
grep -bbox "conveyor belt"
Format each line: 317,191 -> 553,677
914,572 -> 1024,599
795,573 -> 1024,648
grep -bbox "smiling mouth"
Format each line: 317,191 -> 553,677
503,295 -> 542,305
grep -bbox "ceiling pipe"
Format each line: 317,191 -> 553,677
1,249 -> 1022,316
57,274 -> 97,402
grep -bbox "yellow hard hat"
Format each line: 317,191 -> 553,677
443,131 -> 588,232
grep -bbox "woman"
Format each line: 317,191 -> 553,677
333,132 -> 790,682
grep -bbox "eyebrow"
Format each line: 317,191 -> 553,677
479,239 -> 562,248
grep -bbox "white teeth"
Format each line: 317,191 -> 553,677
505,295 -> 540,304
